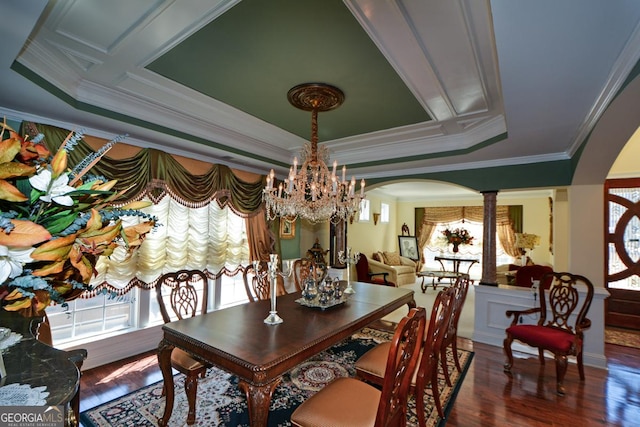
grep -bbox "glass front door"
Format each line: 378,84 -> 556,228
605,178 -> 640,329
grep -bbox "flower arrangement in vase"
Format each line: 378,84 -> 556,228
442,227 -> 473,254
0,119 -> 156,317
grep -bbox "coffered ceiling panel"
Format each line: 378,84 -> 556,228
3,0 -> 640,194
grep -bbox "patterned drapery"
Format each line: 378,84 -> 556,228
24,122 -> 272,295
416,206 -> 520,268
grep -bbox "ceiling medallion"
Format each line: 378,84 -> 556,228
263,83 -> 365,224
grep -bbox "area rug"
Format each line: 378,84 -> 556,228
605,327 -> 640,349
80,327 -> 473,427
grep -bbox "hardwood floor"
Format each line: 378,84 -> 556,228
79,336 -> 639,426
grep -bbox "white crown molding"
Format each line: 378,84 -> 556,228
330,114 -> 507,164
353,151 -> 569,181
568,19 -> 640,157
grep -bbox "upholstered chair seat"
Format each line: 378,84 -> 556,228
503,271 -> 594,396
291,378 -> 381,427
291,307 -> 427,427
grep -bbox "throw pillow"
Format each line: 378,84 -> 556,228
372,252 -> 383,262
383,251 -> 402,266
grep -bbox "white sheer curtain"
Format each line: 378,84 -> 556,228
91,195 -> 249,289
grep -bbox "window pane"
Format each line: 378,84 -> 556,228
381,203 -> 389,223
47,291 -> 136,344
219,273 -> 249,309
359,199 -> 370,221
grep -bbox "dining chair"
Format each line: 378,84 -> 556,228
242,261 -> 286,301
503,271 -> 594,395
290,306 -> 427,427
292,258 -> 315,292
355,286 -> 456,423
439,274 -> 470,387
155,269 -> 210,425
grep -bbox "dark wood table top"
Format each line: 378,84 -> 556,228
162,281 -> 414,383
158,281 -> 415,426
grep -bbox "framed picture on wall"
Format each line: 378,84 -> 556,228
280,218 -> 295,239
398,235 -> 419,261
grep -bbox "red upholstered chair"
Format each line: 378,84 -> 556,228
514,264 -> 554,289
503,272 -> 594,395
355,255 -> 394,286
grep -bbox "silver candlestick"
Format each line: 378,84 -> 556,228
263,254 -> 292,325
338,247 -> 360,294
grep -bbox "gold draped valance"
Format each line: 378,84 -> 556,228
25,122 -> 265,217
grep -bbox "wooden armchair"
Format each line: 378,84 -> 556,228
355,255 -> 393,286
155,270 -> 210,425
291,307 -> 426,427
503,272 -> 594,395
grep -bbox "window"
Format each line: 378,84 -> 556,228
359,199 -> 370,222
47,292 -> 139,343
47,198 -> 251,346
381,203 -> 390,223
421,220 -> 515,279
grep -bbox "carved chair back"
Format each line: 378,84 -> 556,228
293,258 -> 316,292
374,307 -> 426,427
414,285 -> 456,422
155,269 -> 209,323
242,261 -> 271,302
539,272 -> 594,332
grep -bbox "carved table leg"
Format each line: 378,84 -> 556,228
157,339 -> 175,426
238,378 -> 282,427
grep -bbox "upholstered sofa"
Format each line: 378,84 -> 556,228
368,251 -> 417,286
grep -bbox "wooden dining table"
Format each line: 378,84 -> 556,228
157,281 -> 416,426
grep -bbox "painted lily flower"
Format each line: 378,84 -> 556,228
0,244 -> 35,283
29,168 -> 76,206
1,119 -> 157,315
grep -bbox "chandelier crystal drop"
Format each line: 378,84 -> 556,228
263,83 -> 365,224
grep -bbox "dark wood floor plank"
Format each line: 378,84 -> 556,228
79,340 -> 640,426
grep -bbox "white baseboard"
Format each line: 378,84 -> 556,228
62,325 -> 163,370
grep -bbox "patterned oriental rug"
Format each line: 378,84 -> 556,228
80,327 -> 473,427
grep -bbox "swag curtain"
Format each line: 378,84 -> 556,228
25,122 -> 271,293
416,206 -> 520,268
28,123 -> 265,212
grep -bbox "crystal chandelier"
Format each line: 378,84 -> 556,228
264,83 -> 365,224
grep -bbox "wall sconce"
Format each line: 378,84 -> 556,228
373,213 -> 380,225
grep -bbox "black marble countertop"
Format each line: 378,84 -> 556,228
0,311 -> 79,406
